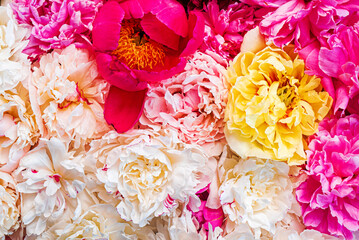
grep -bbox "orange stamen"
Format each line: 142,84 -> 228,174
112,19 -> 166,70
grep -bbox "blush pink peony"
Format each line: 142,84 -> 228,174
296,114 -> 359,239
141,51 -> 228,156
11,0 -> 102,59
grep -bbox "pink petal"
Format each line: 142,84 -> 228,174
141,13 -> 180,50
92,1 -> 124,52
132,57 -> 186,82
139,0 -> 162,13
118,0 -> 144,19
319,47 -> 347,78
104,86 -> 147,133
179,11 -> 205,57
334,85 -> 349,113
151,0 -> 188,37
96,53 -> 147,91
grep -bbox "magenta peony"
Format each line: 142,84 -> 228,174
259,0 -> 359,49
301,24 -> 359,114
187,184 -> 224,234
296,114 -> 359,239
200,0 -> 268,61
92,0 -> 204,133
11,0 -> 102,59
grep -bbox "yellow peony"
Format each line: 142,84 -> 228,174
225,46 -> 332,165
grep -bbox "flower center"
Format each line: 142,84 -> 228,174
58,83 -> 91,109
112,19 -> 166,70
277,79 -> 298,109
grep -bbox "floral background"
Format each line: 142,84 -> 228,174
0,0 -> 359,239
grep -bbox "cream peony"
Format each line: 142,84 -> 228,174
274,229 -> 337,240
0,5 -> 30,92
218,147 -> 293,237
43,204 -> 159,240
0,172 -> 20,237
87,129 -> 210,227
30,44 -> 110,149
0,82 -> 39,173
15,138 -> 86,236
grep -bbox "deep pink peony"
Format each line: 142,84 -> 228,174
296,114 -> 359,240
187,184 -> 225,234
140,52 -> 227,156
260,0 -> 359,48
200,0 -> 268,61
301,24 -> 359,114
11,0 -> 102,59
92,0 -> 204,132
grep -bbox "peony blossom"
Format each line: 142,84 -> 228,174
187,184 -> 224,236
92,0 -> 204,132
225,45 -> 332,164
259,0 -> 359,49
303,24 -> 359,114
218,147 -> 293,237
0,82 -> 39,173
141,51 -> 227,156
86,129 -> 210,227
0,5 -> 30,93
218,221 -> 256,240
11,0 -> 102,59
43,204 -> 159,240
200,0 -> 269,61
0,172 -> 20,237
274,229 -> 337,240
296,114 -> 359,239
30,45 -> 110,149
15,138 -> 86,236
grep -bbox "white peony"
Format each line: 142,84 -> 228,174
274,229 -> 337,240
87,129 -> 210,227
15,138 -> 86,236
30,44 -> 110,149
0,5 -> 30,92
0,82 -> 39,173
218,147 -> 293,237
42,204 -> 160,240
0,172 -> 20,237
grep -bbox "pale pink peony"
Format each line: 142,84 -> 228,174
200,0 -> 268,61
141,52 -> 228,157
11,0 -> 102,59
296,114 -> 359,239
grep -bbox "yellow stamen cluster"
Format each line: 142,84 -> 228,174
112,19 -> 166,70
